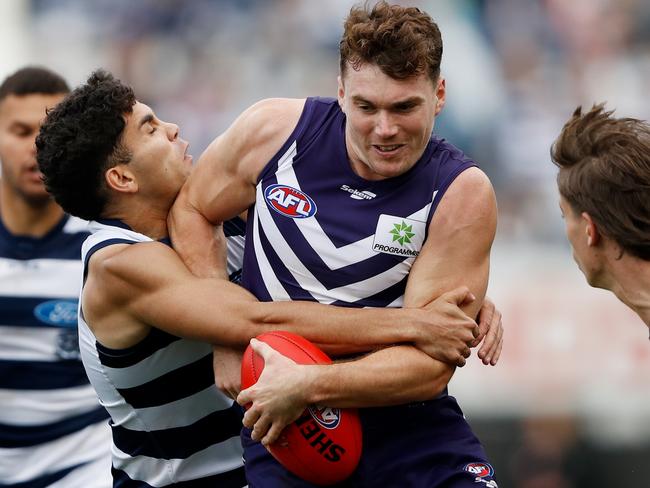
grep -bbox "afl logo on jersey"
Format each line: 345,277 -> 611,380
464,462 -> 494,478
264,184 -> 317,219
33,300 -> 78,328
308,406 -> 341,429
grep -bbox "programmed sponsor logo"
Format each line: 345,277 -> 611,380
339,184 -> 376,200
372,214 -> 426,257
34,300 -> 78,327
308,406 -> 341,429
264,184 -> 317,219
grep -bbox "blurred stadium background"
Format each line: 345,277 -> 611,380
2,0 -> 649,486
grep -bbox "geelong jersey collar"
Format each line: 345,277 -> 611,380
94,218 -> 172,247
95,218 -> 133,231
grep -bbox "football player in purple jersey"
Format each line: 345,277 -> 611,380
171,2 -> 502,486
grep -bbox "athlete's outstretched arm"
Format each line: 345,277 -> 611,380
168,98 -> 305,277
238,167 -> 500,444
82,239 -> 478,358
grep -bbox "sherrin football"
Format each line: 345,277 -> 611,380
241,331 -> 363,485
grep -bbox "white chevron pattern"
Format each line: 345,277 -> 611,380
253,141 -> 436,304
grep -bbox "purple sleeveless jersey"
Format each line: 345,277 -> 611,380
241,98 -> 497,488
241,97 -> 476,308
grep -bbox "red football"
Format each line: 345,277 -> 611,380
241,331 -> 363,486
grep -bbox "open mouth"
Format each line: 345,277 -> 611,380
372,144 -> 404,155
183,144 -> 192,162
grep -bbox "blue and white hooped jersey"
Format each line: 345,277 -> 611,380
78,219 -> 246,487
242,97 -> 476,308
0,214 -> 112,488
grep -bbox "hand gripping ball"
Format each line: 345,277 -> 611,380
241,331 -> 363,485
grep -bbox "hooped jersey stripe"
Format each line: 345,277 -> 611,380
78,219 -> 245,487
0,214 -> 111,487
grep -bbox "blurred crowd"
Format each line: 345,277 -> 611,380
25,0 -> 650,247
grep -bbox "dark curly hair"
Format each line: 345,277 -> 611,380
36,70 -> 135,220
0,66 -> 69,101
340,1 -> 443,82
552,104 -> 650,260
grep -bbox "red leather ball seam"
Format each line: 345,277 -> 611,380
263,331 -> 326,365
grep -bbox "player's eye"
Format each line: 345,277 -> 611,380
395,104 -> 415,112
11,127 -> 31,137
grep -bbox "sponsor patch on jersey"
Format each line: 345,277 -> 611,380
264,184 -> 317,219
33,299 -> 78,328
339,184 -> 376,200
308,406 -> 341,429
372,214 -> 426,257
464,462 -> 494,478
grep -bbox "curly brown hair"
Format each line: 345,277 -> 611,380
551,104 -> 650,260
339,1 -> 443,82
36,70 -> 135,220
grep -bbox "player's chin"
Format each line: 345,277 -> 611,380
584,272 -> 604,289
371,160 -> 410,179
22,186 -> 52,204
579,264 -> 604,289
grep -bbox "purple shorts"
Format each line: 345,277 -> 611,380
242,394 -> 497,487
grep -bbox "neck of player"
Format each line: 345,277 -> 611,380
608,257 -> 650,329
104,197 -> 170,241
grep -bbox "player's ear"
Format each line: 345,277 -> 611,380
582,212 -> 600,247
105,165 -> 138,194
337,75 -> 345,112
434,77 -> 446,116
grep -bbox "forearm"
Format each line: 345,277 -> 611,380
212,344 -> 244,399
168,189 -> 228,279
251,301 -> 424,355
134,275 -> 420,351
300,345 -> 453,408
